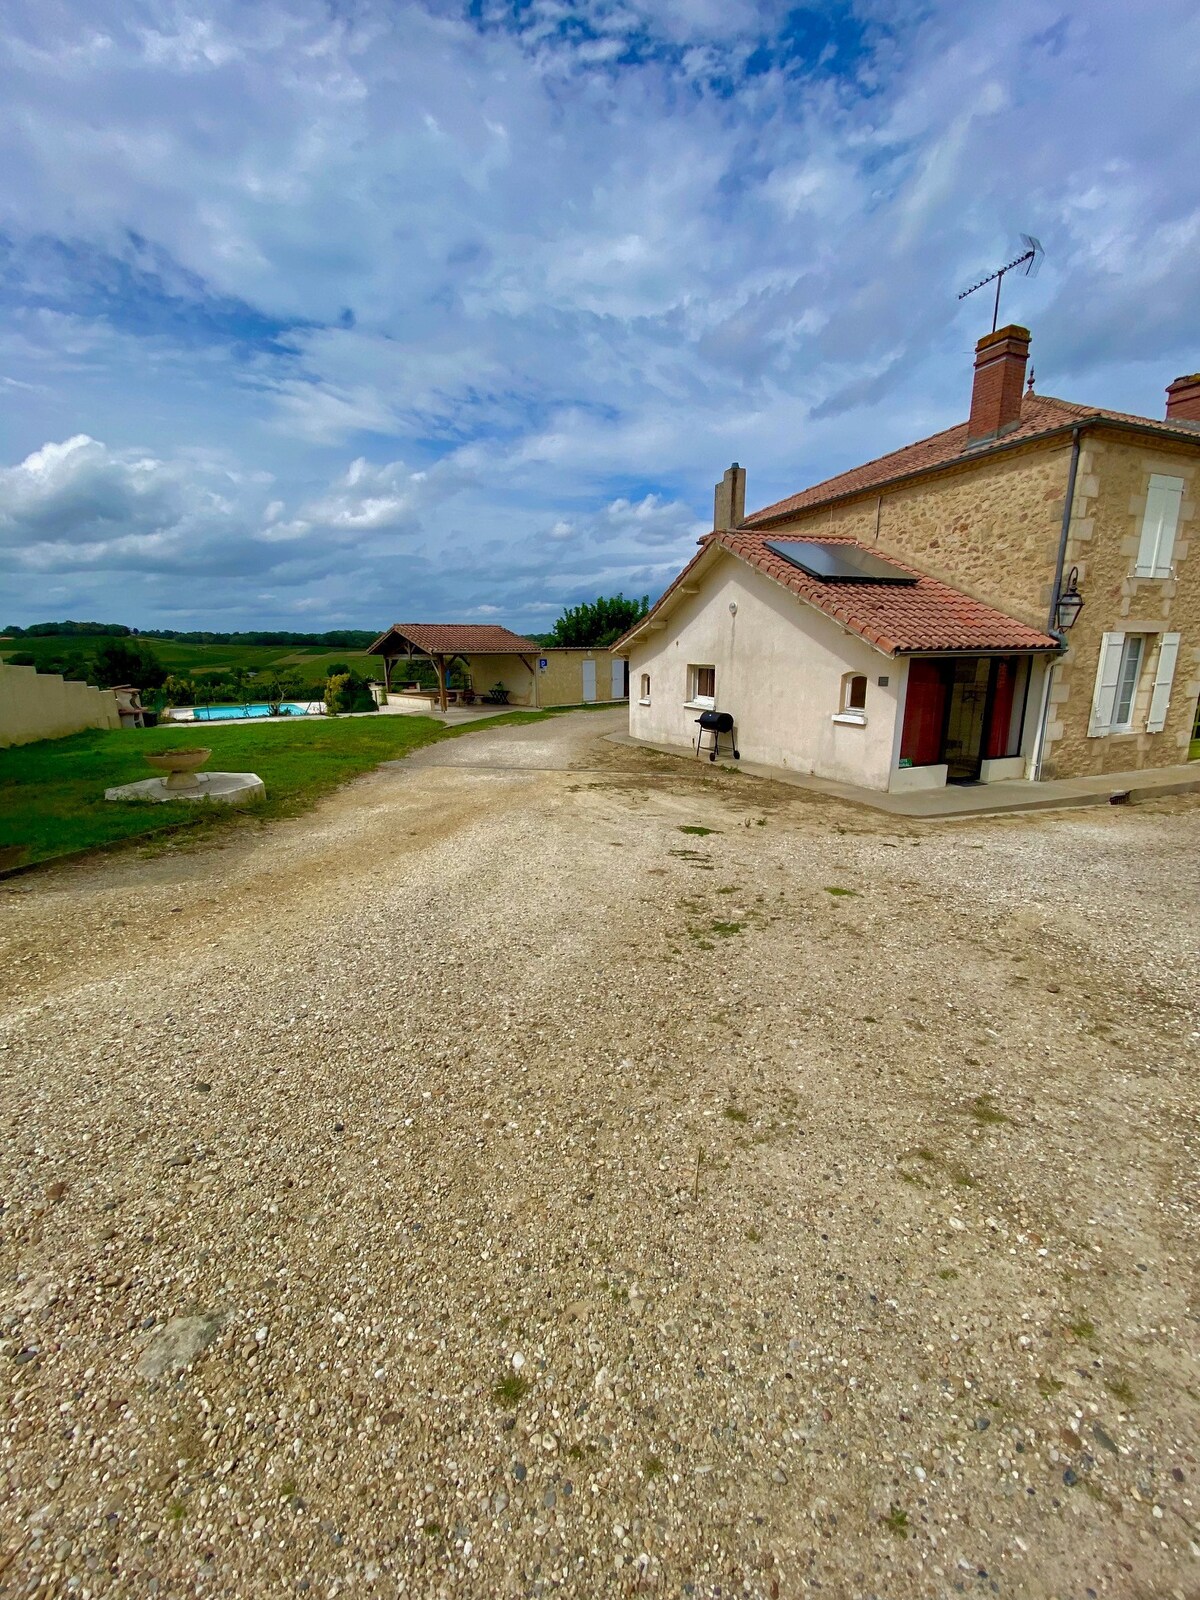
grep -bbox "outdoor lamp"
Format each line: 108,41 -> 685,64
1055,566 -> 1084,631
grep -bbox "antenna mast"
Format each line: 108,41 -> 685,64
958,234 -> 1044,332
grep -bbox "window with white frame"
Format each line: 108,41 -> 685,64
833,671 -> 868,724
639,672 -> 651,704
1111,635 -> 1143,729
687,664 -> 716,706
1088,629 -> 1183,736
1134,475 -> 1183,578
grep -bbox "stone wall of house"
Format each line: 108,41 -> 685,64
0,662 -> 121,747
1041,430 -> 1200,778
760,436 -> 1075,632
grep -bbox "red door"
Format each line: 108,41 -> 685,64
900,661 -> 948,767
984,657 -> 1018,759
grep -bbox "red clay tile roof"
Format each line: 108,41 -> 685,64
745,393 -> 1200,526
368,624 -> 539,656
617,533 -> 1059,657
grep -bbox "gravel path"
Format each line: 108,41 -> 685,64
1,710 -> 1197,1599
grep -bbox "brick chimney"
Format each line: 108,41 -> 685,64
713,462 -> 746,531
967,325 -> 1030,443
1166,373 -> 1200,424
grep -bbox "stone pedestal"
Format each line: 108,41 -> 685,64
105,772 -> 266,807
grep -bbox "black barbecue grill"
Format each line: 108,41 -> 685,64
695,709 -> 739,763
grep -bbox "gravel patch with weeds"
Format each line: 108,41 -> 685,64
1,709 -> 1197,1597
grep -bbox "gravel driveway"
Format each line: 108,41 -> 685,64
1,709 -> 1197,1598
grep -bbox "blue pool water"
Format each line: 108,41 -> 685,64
191,703 -> 309,721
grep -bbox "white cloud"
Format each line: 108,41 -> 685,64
1,0 -> 1198,628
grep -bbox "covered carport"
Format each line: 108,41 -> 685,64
367,624 -> 541,713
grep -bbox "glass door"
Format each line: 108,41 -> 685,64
942,658 -> 991,782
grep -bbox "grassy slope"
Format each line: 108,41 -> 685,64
0,635 -> 377,680
0,715 -> 472,868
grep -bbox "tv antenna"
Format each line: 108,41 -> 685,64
958,234 -> 1043,333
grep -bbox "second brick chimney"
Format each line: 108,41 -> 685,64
967,324 -> 1030,444
713,462 -> 746,531
1166,373 -> 1200,425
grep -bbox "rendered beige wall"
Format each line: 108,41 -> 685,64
537,649 -> 628,707
0,663 -> 120,748
627,553 -> 902,790
456,654 -> 538,706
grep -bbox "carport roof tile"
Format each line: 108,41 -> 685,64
369,624 -> 540,655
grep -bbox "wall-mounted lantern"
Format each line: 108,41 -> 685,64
1055,566 -> 1084,632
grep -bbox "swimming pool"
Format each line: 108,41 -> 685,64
191,703 -> 310,721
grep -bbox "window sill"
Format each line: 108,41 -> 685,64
832,711 -> 867,726
684,699 -> 716,711
638,697 -> 651,707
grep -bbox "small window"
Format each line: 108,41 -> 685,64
832,671 -> 868,725
687,664 -> 716,705
1112,635 -> 1144,730
1135,475 -> 1183,578
639,672 -> 651,704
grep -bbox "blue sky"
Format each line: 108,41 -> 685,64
2,0 -> 1199,631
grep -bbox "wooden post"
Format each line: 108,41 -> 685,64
383,656 -> 393,693
436,655 -> 448,713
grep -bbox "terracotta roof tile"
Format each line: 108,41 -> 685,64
368,624 -> 539,655
745,394 -> 1200,526
720,532 -> 1058,654
616,533 -> 1059,657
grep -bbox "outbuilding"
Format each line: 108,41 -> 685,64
367,624 -> 628,711
616,530 -> 1059,792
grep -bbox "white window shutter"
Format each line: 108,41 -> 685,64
1145,632 -> 1181,732
1088,631 -> 1125,737
1136,476 -> 1183,577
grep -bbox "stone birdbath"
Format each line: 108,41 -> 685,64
106,746 -> 263,808
143,746 -> 212,792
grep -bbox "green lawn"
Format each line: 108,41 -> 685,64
0,714 -> 477,870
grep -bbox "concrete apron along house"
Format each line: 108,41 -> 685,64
367,624 -> 628,711
619,326 -> 1200,793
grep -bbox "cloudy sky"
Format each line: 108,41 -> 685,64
2,0 -> 1198,632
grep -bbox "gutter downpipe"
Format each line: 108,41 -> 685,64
1031,426 -> 1082,781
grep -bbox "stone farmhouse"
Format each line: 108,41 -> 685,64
618,327 -> 1200,791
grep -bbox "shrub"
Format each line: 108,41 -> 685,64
325,672 -> 350,714
325,668 -> 377,714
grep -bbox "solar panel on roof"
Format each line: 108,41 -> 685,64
764,539 -> 918,585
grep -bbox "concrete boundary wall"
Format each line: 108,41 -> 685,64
0,663 -> 120,748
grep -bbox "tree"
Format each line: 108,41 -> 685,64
162,674 -> 196,707
255,665 -> 301,715
548,594 -> 649,648
92,638 -> 167,690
